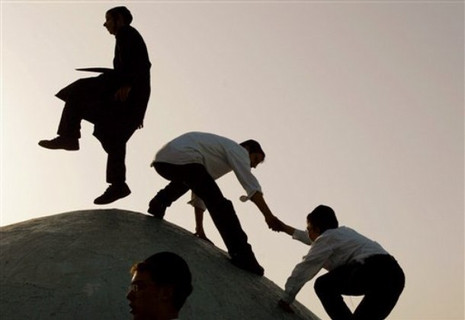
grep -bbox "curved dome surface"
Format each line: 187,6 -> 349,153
0,209 -> 320,320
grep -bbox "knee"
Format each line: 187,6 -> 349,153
314,274 -> 340,299
314,276 -> 329,297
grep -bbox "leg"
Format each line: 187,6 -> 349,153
175,164 -> 262,275
38,102 -> 82,150
152,181 -> 190,205
57,102 -> 84,139
315,256 -> 405,320
164,164 -> 250,253
93,131 -> 134,205
352,256 -> 405,320
56,76 -> 110,138
151,162 -> 263,275
104,140 -> 127,185
39,76 -> 110,151
147,181 -> 190,218
147,163 -> 192,218
314,263 -> 363,320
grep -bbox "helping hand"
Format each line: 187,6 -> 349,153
266,216 -> 284,232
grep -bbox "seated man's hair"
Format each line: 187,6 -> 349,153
131,251 -> 193,310
307,205 -> 339,233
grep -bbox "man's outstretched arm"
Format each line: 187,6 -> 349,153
250,192 -> 281,231
278,221 -> 296,236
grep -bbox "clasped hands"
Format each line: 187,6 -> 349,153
265,215 -> 286,232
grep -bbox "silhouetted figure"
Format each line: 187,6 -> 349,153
277,205 -> 405,319
39,6 -> 151,205
127,251 -> 193,320
148,131 -> 281,276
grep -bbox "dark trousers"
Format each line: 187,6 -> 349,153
99,129 -> 134,184
56,77 -> 136,185
314,255 -> 405,320
56,76 -> 115,139
153,162 -> 255,259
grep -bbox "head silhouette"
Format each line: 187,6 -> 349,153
127,252 -> 193,320
307,205 -> 339,235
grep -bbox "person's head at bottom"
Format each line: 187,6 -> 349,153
127,251 -> 193,320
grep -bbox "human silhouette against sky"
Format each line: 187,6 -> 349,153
147,131 -> 281,276
39,6 -> 151,205
277,205 -> 405,319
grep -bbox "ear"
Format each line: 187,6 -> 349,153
114,14 -> 126,28
159,285 -> 175,301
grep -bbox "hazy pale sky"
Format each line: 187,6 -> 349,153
1,1 -> 464,319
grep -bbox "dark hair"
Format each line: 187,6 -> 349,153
240,139 -> 265,160
307,205 -> 338,234
131,252 -> 193,311
107,6 -> 133,25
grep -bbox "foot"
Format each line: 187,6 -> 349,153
38,136 -> 79,151
230,254 -> 264,276
147,196 -> 167,219
94,183 -> 131,205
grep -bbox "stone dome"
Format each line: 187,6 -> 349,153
0,209 -> 320,319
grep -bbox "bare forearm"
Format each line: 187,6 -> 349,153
250,192 -> 273,219
251,192 -> 282,231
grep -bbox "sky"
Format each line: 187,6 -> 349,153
1,1 -> 464,319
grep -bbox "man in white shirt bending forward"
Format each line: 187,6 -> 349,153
277,205 -> 405,320
148,132 -> 281,276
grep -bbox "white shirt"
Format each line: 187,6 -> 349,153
282,226 -> 389,303
154,132 -> 262,209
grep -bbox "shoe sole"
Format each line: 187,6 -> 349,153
38,142 -> 79,151
94,190 -> 131,205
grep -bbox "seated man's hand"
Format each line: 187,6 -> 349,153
278,299 -> 294,313
114,85 -> 132,102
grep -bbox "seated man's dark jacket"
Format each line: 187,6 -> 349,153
56,25 -> 151,142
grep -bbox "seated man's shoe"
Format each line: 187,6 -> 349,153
147,197 -> 167,219
94,183 -> 131,205
38,136 -> 79,151
231,254 -> 265,276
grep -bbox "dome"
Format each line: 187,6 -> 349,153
0,209 -> 320,319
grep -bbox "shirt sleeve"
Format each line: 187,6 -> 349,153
292,229 -> 313,246
282,239 -> 332,304
226,147 -> 262,200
